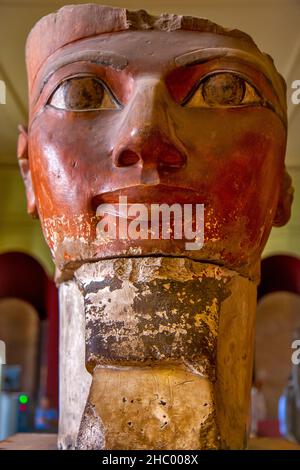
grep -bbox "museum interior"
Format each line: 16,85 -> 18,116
0,0 -> 299,451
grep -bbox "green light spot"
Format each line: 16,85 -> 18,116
19,394 -> 28,404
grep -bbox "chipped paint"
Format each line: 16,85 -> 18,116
74,257 -> 231,378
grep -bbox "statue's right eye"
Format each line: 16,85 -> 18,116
48,76 -> 119,111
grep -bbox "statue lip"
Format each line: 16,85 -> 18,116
94,202 -> 199,222
91,184 -> 203,213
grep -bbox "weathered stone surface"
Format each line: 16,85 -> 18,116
72,257 -> 256,449
215,274 -> 257,449
75,258 -> 232,379
79,364 -> 219,450
76,402 -> 105,450
58,281 -> 91,450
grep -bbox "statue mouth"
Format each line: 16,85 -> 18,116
91,184 -> 203,212
90,184 -> 205,253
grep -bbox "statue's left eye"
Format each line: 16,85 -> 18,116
48,77 -> 118,111
184,72 -> 262,108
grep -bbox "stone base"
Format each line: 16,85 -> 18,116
58,257 -> 257,449
77,364 -> 219,450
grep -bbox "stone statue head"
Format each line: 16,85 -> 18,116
18,4 -> 292,282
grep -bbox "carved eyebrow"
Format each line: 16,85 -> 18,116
175,47 -> 269,77
47,50 -> 128,72
35,50 -> 128,96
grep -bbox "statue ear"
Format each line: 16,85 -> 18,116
273,168 -> 294,227
17,124 -> 38,218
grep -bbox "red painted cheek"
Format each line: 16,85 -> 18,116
212,133 -> 278,242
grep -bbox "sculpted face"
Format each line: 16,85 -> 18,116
19,9 -> 292,280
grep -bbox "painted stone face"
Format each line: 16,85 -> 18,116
20,7 -> 292,280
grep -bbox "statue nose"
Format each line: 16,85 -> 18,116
113,76 -> 187,183
115,130 -> 186,183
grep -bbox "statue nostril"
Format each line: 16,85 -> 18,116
116,149 -> 140,167
158,146 -> 186,169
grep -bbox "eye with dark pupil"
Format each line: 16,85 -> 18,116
202,73 -> 245,106
61,77 -> 104,110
